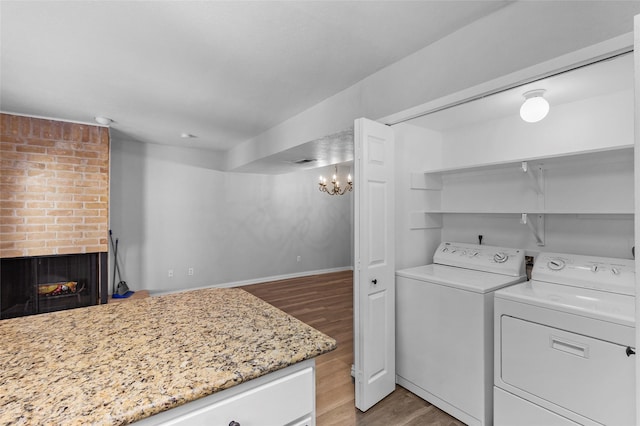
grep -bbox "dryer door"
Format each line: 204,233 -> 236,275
499,316 -> 635,426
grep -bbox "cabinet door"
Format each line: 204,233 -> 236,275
354,117 -> 395,411
155,367 -> 314,426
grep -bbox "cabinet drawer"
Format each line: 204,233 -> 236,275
289,415 -> 313,426
142,362 -> 315,426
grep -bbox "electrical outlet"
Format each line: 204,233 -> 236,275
168,269 -> 174,278
296,256 -> 301,262
188,267 -> 194,276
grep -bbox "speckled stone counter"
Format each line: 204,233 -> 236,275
0,288 -> 337,425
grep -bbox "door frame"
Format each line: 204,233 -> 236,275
379,33 -> 633,128
633,13 -> 639,425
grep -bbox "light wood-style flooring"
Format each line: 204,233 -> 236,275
242,270 -> 465,426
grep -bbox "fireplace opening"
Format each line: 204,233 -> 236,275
1,253 -> 107,319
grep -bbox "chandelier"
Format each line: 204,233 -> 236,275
319,165 -> 353,196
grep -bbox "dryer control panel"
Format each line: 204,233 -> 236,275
434,241 -> 525,277
533,252 -> 635,296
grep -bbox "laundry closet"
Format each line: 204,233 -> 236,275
394,53 -> 634,269
351,41 -> 638,424
390,51 -> 635,426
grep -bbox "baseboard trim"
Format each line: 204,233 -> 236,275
151,266 -> 353,296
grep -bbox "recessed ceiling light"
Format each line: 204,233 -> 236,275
180,133 -> 197,139
94,116 -> 113,126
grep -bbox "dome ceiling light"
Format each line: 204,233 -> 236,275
94,116 -> 113,126
519,89 -> 549,123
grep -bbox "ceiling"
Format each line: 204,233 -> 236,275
0,0 -> 512,169
3,1 -> 638,175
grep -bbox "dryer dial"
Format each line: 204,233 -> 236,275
547,258 -> 566,271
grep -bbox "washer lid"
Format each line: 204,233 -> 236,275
495,280 -> 635,327
396,264 -> 526,294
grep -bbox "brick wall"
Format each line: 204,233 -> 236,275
0,113 -> 109,258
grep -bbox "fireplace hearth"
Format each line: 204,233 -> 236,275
1,253 -> 107,319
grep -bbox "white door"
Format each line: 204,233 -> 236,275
354,117 -> 395,411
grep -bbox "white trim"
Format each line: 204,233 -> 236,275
0,110 -> 109,127
633,13 -> 640,426
150,266 -> 353,296
380,32 -> 634,126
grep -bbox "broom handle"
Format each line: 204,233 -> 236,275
115,238 -> 123,282
112,235 -> 117,294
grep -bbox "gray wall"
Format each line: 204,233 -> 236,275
109,137 -> 353,294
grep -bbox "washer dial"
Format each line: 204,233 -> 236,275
493,252 -> 508,263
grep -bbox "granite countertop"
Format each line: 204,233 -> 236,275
0,288 -> 337,425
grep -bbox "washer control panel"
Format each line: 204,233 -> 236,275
434,241 -> 525,277
533,252 -> 635,296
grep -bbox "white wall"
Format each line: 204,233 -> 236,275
440,90 -> 634,170
110,138 -> 353,293
398,85 -> 635,260
393,123 -> 443,270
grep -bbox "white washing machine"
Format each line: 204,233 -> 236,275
396,241 -> 526,426
494,252 -> 636,426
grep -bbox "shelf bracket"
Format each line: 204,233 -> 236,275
521,161 -> 544,195
520,213 -> 545,246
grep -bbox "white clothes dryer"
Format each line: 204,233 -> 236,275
494,252 -> 636,426
396,241 -> 526,426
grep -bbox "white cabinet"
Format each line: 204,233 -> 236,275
135,359 -> 315,426
408,147 -> 634,249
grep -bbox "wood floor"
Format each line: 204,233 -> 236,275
241,270 -> 465,426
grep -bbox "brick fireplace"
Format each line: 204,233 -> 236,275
0,113 -> 110,318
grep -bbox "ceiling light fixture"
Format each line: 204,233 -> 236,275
180,133 -> 196,139
519,89 -> 549,123
319,165 -> 353,196
94,116 -> 113,126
